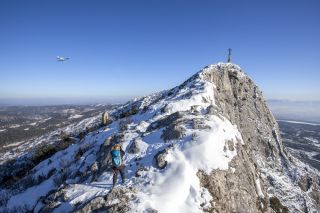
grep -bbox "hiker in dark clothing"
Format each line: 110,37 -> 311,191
110,144 -> 126,187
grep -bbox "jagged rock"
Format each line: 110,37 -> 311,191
39,189 -> 67,212
94,137 -> 113,179
104,187 -> 136,213
128,139 -> 141,154
147,112 -> 183,132
199,63 -> 320,212
91,161 -> 98,172
226,139 -> 235,151
190,105 -> 201,115
192,119 -> 211,130
102,112 -> 109,125
269,197 -> 289,213
119,106 -> 138,119
111,133 -> 125,144
75,196 -> 106,213
3,63 -> 320,212
298,174 -> 313,192
39,201 -> 61,213
197,144 -> 268,213
154,145 -> 173,169
161,125 -> 185,142
135,166 -> 149,177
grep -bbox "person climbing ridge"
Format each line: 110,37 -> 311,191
110,144 -> 126,187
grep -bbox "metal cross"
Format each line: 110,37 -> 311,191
228,48 -> 232,63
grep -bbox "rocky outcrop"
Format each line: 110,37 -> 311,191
75,187 -> 135,213
102,112 -> 109,125
197,63 -> 320,212
147,112 -> 184,132
161,125 -> 185,142
128,139 -> 141,154
2,63 -> 319,213
154,145 -> 173,169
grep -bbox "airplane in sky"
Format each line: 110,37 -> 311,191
56,56 -> 70,62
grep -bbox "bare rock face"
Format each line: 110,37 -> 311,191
197,64 -> 320,212
147,112 -> 184,132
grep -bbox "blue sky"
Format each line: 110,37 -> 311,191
0,0 -> 319,105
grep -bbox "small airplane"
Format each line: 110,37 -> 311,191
56,56 -> 70,62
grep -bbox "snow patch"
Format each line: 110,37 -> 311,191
68,114 -> 84,119
9,124 -> 20,128
255,178 -> 264,198
304,137 -> 318,143
7,179 -> 55,210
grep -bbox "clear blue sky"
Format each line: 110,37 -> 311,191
0,0 -> 319,105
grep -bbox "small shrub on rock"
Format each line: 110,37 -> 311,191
60,131 -> 70,141
119,107 -> 138,118
119,118 -> 132,131
53,170 -> 68,187
32,144 -> 57,165
269,197 -> 289,213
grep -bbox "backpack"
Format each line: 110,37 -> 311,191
111,149 -> 122,167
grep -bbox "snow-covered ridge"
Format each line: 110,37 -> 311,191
2,63 -> 319,213
114,63 -> 246,117
200,62 -> 246,78
1,63 -> 246,212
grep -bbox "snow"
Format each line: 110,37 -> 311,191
1,63 -> 247,212
304,137 -> 318,143
65,183 -> 112,205
51,63 -> 246,213
0,129 -> 6,132
68,114 -> 83,119
62,109 -> 77,114
116,64 -> 243,212
134,153 -> 211,212
9,124 -> 20,128
202,63 -> 247,79
7,179 -> 55,210
277,119 -> 320,126
3,123 -> 119,212
255,178 -> 264,198
131,114 -> 242,212
39,117 -> 52,123
183,118 -> 242,173
2,141 -> 24,148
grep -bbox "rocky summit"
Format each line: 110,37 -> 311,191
1,63 -> 320,213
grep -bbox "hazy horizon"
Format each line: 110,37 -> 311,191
1,95 -> 320,107
1,97 -> 320,124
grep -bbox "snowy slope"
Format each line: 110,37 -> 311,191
1,63 -> 320,213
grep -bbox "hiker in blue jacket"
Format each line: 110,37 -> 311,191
110,144 -> 125,187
